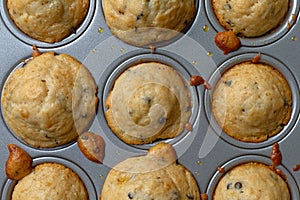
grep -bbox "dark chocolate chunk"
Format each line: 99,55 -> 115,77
226,182 -> 232,190
234,182 -> 242,189
128,192 -> 134,199
224,80 -> 232,86
224,3 -> 231,10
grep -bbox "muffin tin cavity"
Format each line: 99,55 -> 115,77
0,0 -> 96,48
101,0 -> 199,47
204,53 -> 299,149
206,155 -> 299,200
205,0 -> 299,47
1,53 -> 97,150
1,156 -> 97,200
99,52 -> 200,150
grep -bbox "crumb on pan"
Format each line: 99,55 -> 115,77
214,31 -> 241,54
32,44 -> 41,58
293,164 -> 300,171
252,52 -> 261,63
190,75 -> 205,86
6,144 -> 32,180
77,131 -> 105,164
270,142 -> 282,167
217,166 -> 225,173
190,75 -> 211,89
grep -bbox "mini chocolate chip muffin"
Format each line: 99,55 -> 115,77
100,143 -> 201,200
212,0 -> 289,37
212,61 -> 292,142
103,0 -> 196,46
12,163 -> 88,200
7,0 -> 89,43
1,52 -> 98,148
213,162 -> 290,199
105,62 -> 191,145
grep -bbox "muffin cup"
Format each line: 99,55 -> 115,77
0,0 -> 96,47
204,53 -> 300,149
205,0 -> 300,47
206,155 -> 300,199
1,156 -> 97,200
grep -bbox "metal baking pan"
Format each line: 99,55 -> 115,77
1,0 -> 300,199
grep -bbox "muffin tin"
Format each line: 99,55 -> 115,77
1,0 -> 300,199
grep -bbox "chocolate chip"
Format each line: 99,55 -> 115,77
172,192 -> 179,200
93,147 -> 100,153
80,135 -> 89,140
70,26 -> 76,34
128,192 -> 134,199
225,20 -> 235,27
136,13 -> 144,20
83,87 -> 90,93
226,182 -> 232,190
81,113 -> 88,118
224,3 -> 231,10
224,80 -> 232,86
143,96 -> 151,104
159,117 -> 167,124
234,182 -> 242,189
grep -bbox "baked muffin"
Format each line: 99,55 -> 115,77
100,143 -> 201,200
212,61 -> 292,142
212,0 -> 289,37
103,0 -> 196,46
105,62 -> 191,145
1,52 -> 98,148
213,162 -> 290,199
7,0 -> 89,43
12,163 -> 88,200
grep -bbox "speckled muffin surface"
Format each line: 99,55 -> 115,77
105,62 -> 191,145
12,163 -> 88,200
103,0 -> 196,46
7,0 -> 89,43
212,61 -> 292,142
212,0 -> 289,37
100,143 -> 201,200
213,162 -> 290,200
1,52 -> 98,148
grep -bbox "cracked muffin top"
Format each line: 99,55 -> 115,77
100,143 -> 201,200
2,52 -> 98,148
212,61 -> 292,142
103,0 -> 196,46
212,0 -> 289,37
105,62 -> 191,145
12,163 -> 88,200
213,162 -> 290,200
7,0 -> 89,43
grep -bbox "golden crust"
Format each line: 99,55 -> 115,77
77,131 -> 105,164
212,0 -> 288,37
212,61 -> 292,142
105,62 -> 191,145
7,0 -> 89,43
5,144 -> 32,180
214,31 -> 241,54
12,163 -> 88,200
100,143 -> 201,200
103,0 -> 195,46
213,162 -> 290,199
1,52 -> 98,148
